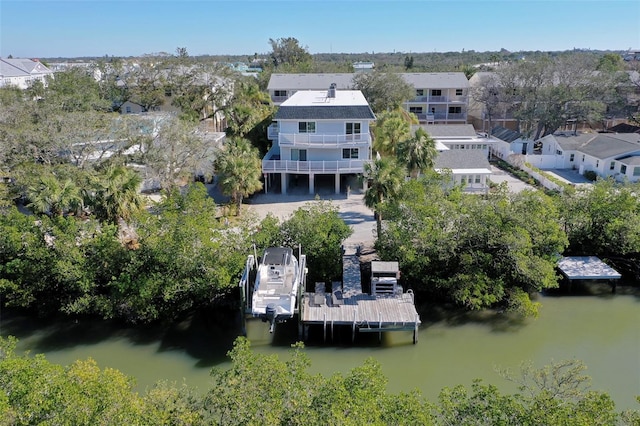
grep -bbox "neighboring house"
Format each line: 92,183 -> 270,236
353,61 -> 375,72
0,57 -> 54,89
421,124 -> 494,156
120,100 -> 147,114
267,73 -> 354,105
401,72 -> 469,124
490,126 -> 533,159
267,72 -> 470,124
536,132 -> 640,182
263,86 -> 375,194
434,149 -> 492,192
468,71 -> 519,132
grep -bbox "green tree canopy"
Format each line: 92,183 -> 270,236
352,70 -> 414,113
268,37 -> 313,69
214,138 -> 263,215
378,179 -> 567,312
371,108 -> 413,156
397,127 -> 438,178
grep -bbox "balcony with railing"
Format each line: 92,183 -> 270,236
408,95 -> 468,103
414,112 -> 467,122
262,159 -> 370,174
278,132 -> 371,147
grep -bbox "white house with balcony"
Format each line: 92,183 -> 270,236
401,73 -> 470,124
263,86 -> 375,194
535,132 -> 640,182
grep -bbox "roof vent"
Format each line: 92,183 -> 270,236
328,83 -> 337,98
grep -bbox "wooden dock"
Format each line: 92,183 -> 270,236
299,244 -> 421,344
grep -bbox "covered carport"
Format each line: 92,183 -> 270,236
557,256 -> 622,293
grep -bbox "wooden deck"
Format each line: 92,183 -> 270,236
302,292 -> 420,328
299,244 -> 421,343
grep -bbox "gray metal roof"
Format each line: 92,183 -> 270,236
553,133 -> 640,160
399,72 -> 469,89
268,73 -> 355,90
617,155 -> 640,166
491,126 -> 522,143
267,72 -> 469,90
422,124 -> 477,138
434,150 -> 491,170
275,105 -> 375,120
0,58 -> 53,78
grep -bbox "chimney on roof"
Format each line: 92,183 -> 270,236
328,82 -> 337,98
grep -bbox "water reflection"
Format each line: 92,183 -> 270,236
1,284 -> 638,410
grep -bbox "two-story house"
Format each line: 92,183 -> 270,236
263,86 -> 375,194
401,73 -> 470,124
267,72 -> 469,124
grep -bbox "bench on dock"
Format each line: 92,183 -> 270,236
314,282 -> 326,306
331,281 -> 344,306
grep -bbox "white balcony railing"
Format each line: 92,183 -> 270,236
415,112 -> 467,122
429,95 -> 447,102
278,133 -> 371,147
262,159 -> 370,174
408,95 -> 468,103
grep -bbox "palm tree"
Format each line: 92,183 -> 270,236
363,157 -> 405,236
397,127 -> 438,179
214,138 -> 263,216
91,164 -> 143,224
27,174 -> 82,217
371,109 -> 411,156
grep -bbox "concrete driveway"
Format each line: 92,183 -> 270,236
247,191 -> 376,247
489,165 -> 536,193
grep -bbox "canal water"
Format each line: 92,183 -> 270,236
2,286 -> 639,411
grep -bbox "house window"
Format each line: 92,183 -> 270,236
621,164 -> 627,174
342,148 -> 358,159
582,154 -> 585,162
125,106 -> 131,113
456,89 -> 463,96
556,150 -> 562,155
346,122 -> 361,141
610,161 -> 615,170
416,89 -> 424,96
409,107 -> 423,114
482,144 -> 487,150
431,89 -> 442,97
570,154 -> 575,162
634,166 -> 640,176
475,175 -> 481,184
274,90 -> 287,97
298,122 -> 316,133
596,160 -> 599,168
346,122 -> 361,135
291,149 -> 307,161
448,106 -> 462,114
